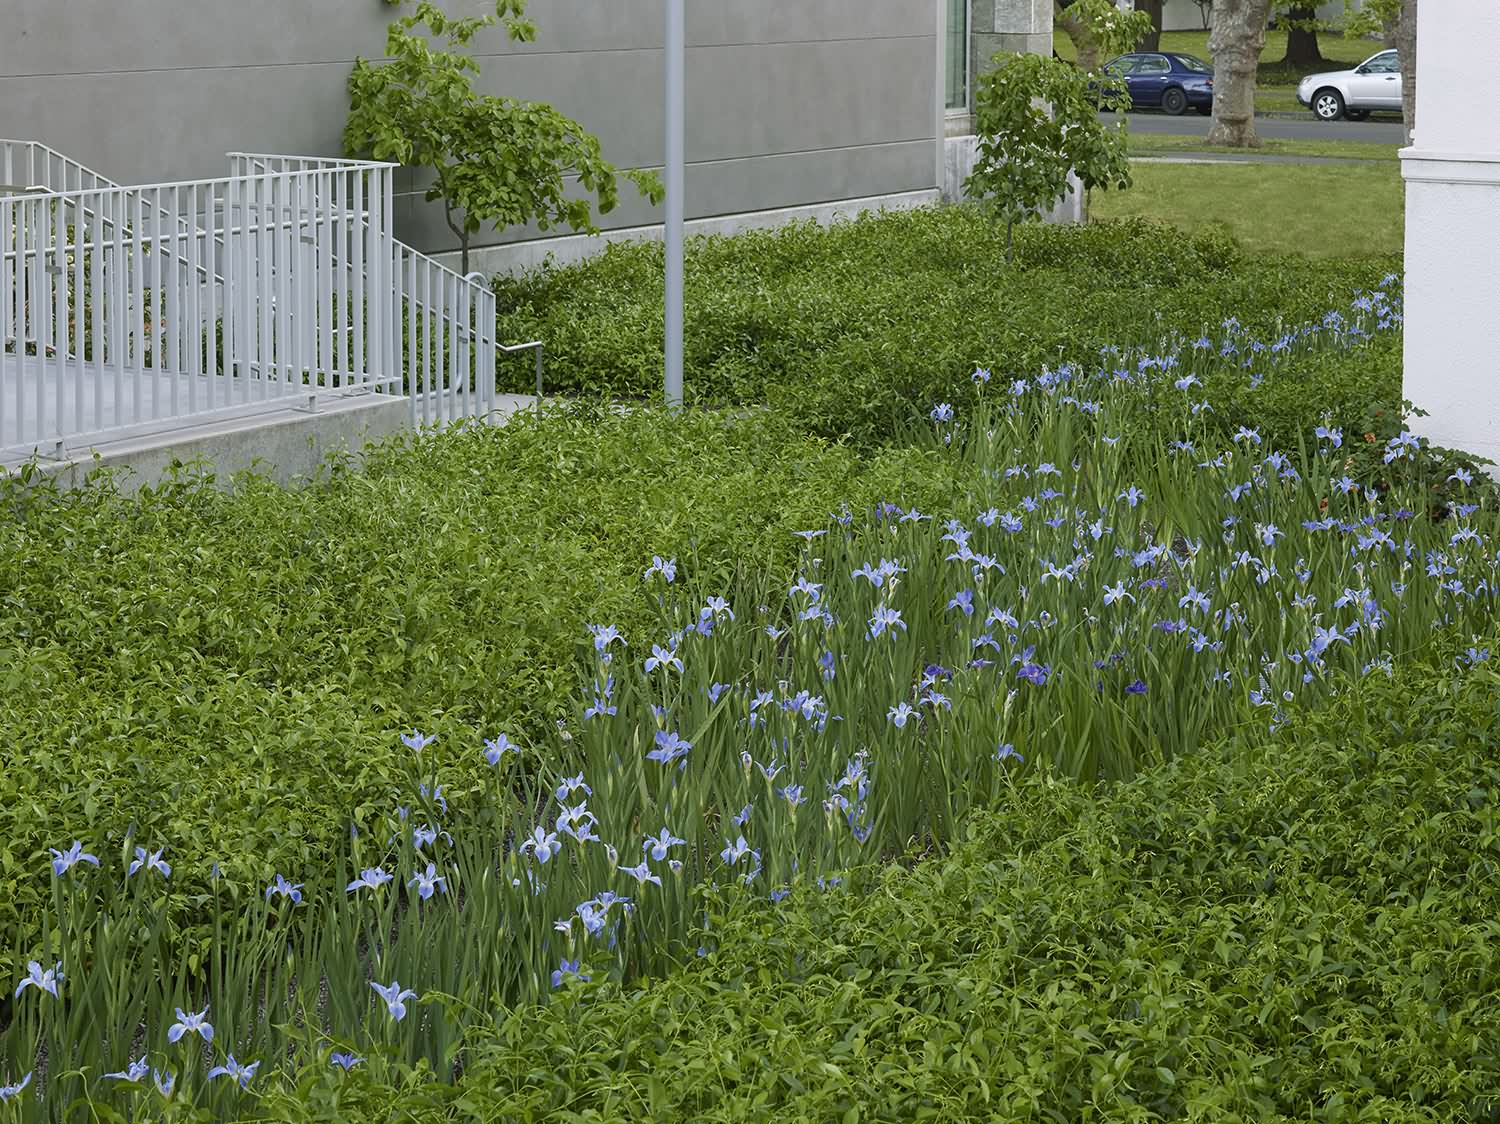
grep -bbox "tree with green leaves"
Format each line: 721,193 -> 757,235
346,0 -> 663,275
966,53 -> 1133,263
1054,0 -> 1156,71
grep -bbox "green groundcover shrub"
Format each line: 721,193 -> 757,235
239,644 -> 1500,1123
0,409 -> 972,978
493,211 -> 1401,444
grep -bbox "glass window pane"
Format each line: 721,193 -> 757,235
946,0 -> 967,109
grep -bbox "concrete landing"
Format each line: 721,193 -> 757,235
2,388 -> 539,493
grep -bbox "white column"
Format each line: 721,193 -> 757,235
1401,0 -> 1500,464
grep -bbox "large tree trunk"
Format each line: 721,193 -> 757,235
1054,0 -> 1102,71
1279,5 -> 1324,66
1134,0 -> 1164,51
1396,0 -> 1416,146
1206,0 -> 1272,147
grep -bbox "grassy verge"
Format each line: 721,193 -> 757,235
1093,161 -> 1404,257
1127,132 -> 1400,162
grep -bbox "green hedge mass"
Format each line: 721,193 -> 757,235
364,651 -> 1500,1122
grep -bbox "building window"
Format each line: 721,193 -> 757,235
946,0 -> 968,109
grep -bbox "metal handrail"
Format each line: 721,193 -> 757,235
499,340 -> 544,398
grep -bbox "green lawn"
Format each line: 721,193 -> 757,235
1127,132 -> 1400,162
1092,160 -> 1403,257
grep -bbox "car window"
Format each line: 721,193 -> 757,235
1103,56 -> 1136,77
1135,55 -> 1170,75
1175,54 -> 1211,73
1361,51 -> 1399,74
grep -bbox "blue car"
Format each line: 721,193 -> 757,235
1101,52 -> 1215,116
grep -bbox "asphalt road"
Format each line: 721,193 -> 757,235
1102,111 -> 1405,144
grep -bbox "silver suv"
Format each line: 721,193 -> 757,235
1297,49 -> 1402,122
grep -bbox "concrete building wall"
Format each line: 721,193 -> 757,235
0,0 -> 941,256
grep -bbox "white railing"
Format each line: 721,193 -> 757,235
0,145 -> 499,461
0,140 -> 121,197
399,246 -> 498,427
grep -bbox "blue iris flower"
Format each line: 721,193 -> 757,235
167,1006 -> 214,1044
720,836 -> 754,866
128,847 -> 171,879
105,1058 -> 150,1083
1016,662 -> 1051,686
521,827 -> 562,863
484,733 -> 519,765
557,803 -> 600,844
266,874 -> 304,905
13,961 -> 62,1000
408,862 -> 447,900
620,860 -> 663,887
207,1055 -> 259,1089
645,827 -> 687,861
868,606 -> 906,640
346,867 -> 394,893
555,773 -> 593,802
400,730 -> 437,754
49,841 -> 99,877
552,959 -> 589,989
0,1073 -> 32,1103
371,980 -> 417,1021
329,1052 -> 363,1072
647,730 -> 693,766
642,556 -> 677,582
645,643 -> 683,674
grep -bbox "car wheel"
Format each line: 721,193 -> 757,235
1312,88 -> 1345,122
1162,87 -> 1188,116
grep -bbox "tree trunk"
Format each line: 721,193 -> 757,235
1206,0 -> 1272,147
1396,0 -> 1416,146
1054,0 -> 1101,72
1279,5 -> 1324,66
1134,0 -> 1164,51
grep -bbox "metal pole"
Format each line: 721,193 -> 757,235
664,0 -> 684,408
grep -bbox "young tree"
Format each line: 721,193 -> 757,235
1192,0 -> 1214,30
966,53 -> 1133,263
1206,0 -> 1274,147
345,0 -> 662,275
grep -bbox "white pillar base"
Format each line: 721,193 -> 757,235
1401,149 -> 1500,465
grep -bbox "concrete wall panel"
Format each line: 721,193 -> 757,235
1,0 -> 939,253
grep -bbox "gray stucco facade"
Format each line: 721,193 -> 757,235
1,1 -> 949,259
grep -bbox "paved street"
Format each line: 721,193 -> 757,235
1102,111 -> 1404,144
